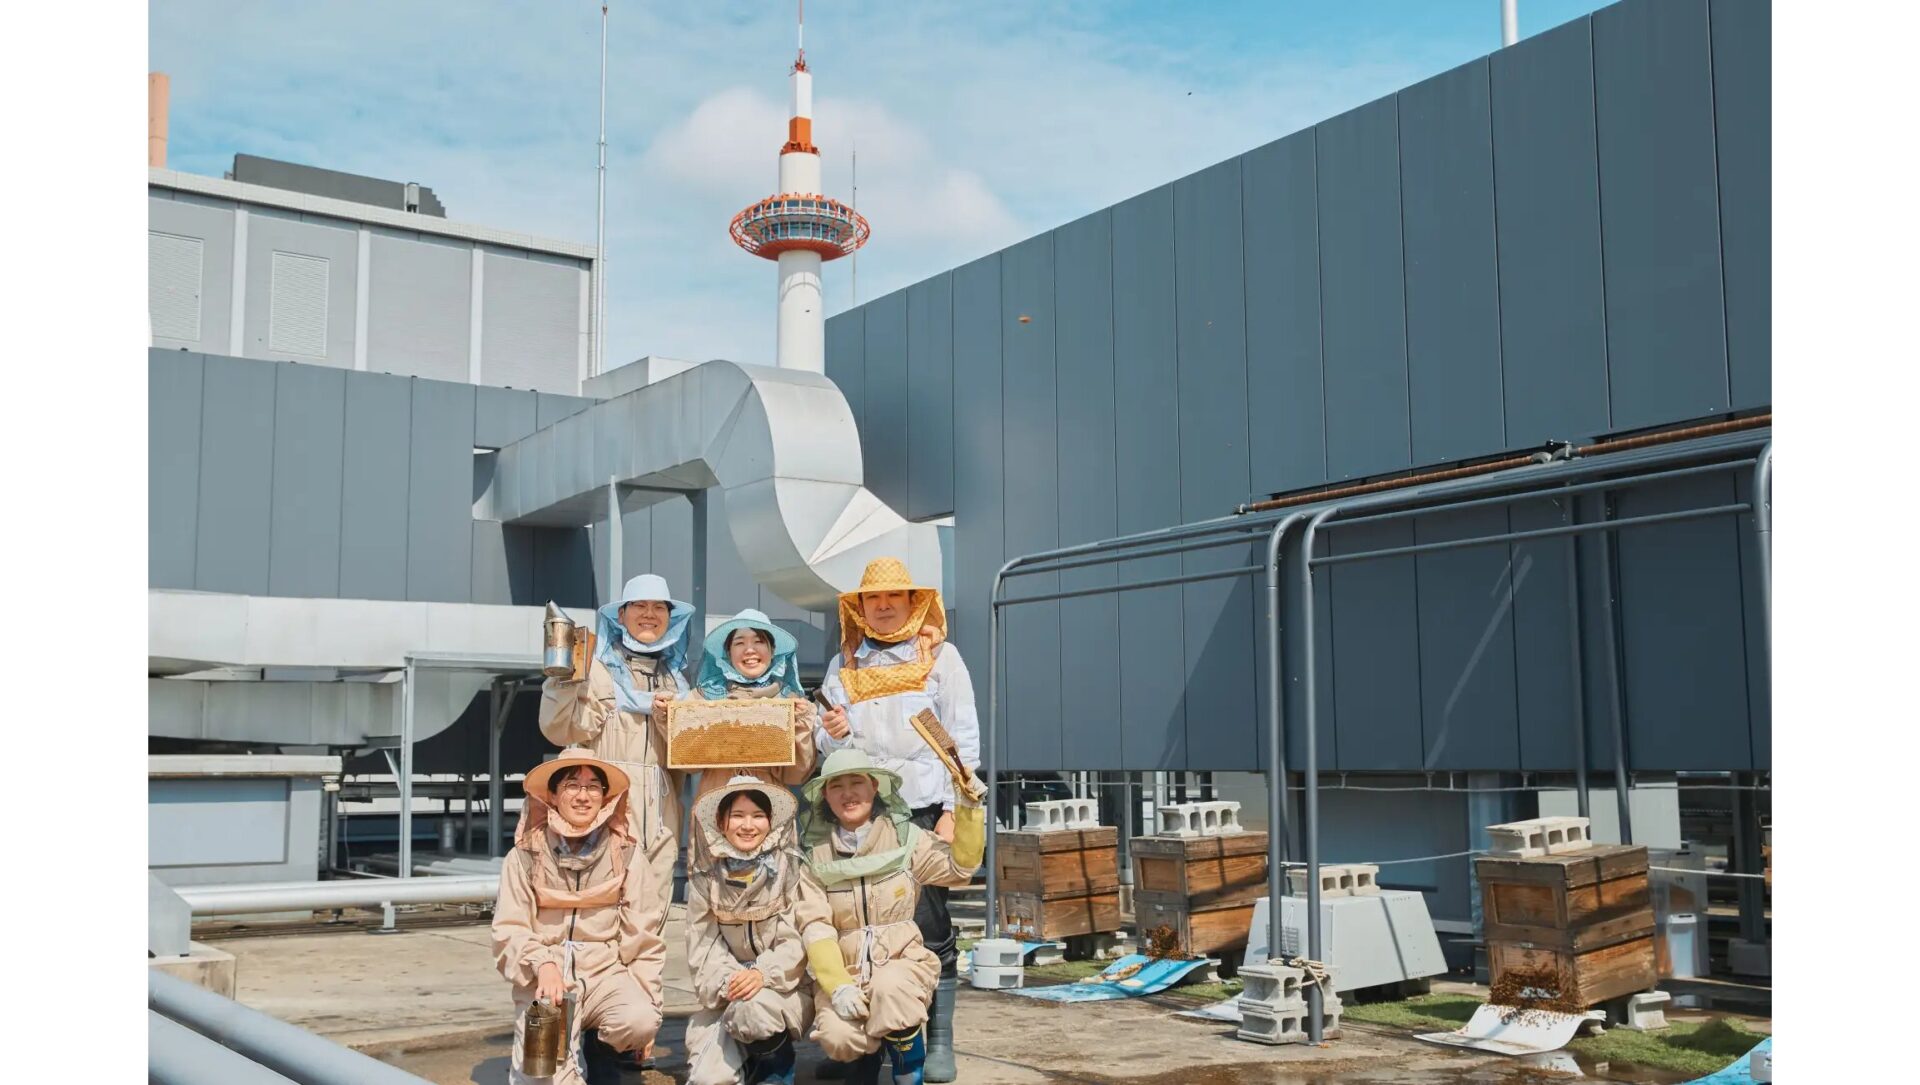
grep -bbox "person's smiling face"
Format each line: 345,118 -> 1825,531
824,773 -> 877,829
721,792 -> 772,852
728,628 -> 774,680
551,767 -> 607,830
620,599 -> 671,644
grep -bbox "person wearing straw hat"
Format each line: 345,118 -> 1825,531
684,775 -> 813,1085
540,572 -> 696,936
815,557 -> 977,1081
794,749 -> 983,1085
687,608 -> 819,840
491,747 -> 666,1085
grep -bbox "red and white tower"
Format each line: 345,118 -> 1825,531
730,3 -> 869,372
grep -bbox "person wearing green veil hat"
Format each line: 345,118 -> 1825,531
793,750 -> 983,1085
686,609 -> 819,859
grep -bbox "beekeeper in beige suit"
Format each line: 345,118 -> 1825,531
492,747 -> 666,1085
540,573 -> 693,934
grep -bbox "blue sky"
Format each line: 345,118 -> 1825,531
150,0 -> 1614,369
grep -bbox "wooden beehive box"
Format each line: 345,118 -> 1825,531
996,827 -> 1121,941
664,699 -> 798,771
1130,832 -> 1269,958
1476,844 -> 1658,1008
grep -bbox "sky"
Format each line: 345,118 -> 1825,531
150,0 -> 1615,371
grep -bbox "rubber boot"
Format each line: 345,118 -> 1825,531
922,974 -> 958,1083
846,1047 -> 886,1085
884,1025 -> 926,1085
743,1033 -> 797,1085
579,1028 -> 623,1085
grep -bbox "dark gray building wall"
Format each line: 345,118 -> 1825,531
232,154 -> 446,217
825,0 -> 1770,774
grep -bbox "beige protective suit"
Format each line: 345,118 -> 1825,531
683,865 -> 812,1085
794,812 -> 982,1061
540,651 -> 685,932
491,784 -> 666,1085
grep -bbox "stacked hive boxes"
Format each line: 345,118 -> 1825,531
1235,960 -> 1341,1045
996,806 -> 1121,949
1476,816 -> 1658,1009
1132,803 -> 1268,965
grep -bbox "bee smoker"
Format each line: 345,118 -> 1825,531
543,602 -> 579,678
521,991 -> 575,1076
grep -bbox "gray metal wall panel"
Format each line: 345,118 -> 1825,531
149,351 -> 204,589
338,371 -> 414,601
1000,234 -> 1062,772
1241,132 -> 1326,497
470,520 -> 533,605
243,210 -> 358,368
1412,507 -> 1520,770
1575,493 -> 1621,773
862,290 -> 911,514
1592,0 -> 1729,430
406,380 -> 477,602
1489,18 -> 1612,446
1612,475 -> 1751,770
193,354 -> 277,594
1327,521 -> 1424,771
905,274 -> 956,520
1316,98 -> 1412,482
648,496 -> 696,620
534,528 -> 598,610
1110,187 -> 1186,770
147,196 -> 234,355
825,312 -> 866,465
1507,497 -> 1582,772
705,493 -> 761,618
1400,60 -> 1507,466
536,393 -> 594,429
950,253 -> 1005,751
1174,161 -> 1257,771
267,363 -> 347,597
474,385 -> 539,449
1053,210 -> 1123,769
1710,0 -> 1771,411
482,252 -> 581,395
368,231 -> 470,382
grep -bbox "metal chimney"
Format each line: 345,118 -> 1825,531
148,72 -> 170,168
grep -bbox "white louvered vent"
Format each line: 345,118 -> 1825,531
149,231 -> 203,341
269,250 -> 330,358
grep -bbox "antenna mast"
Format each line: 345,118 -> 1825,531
594,1 -> 609,377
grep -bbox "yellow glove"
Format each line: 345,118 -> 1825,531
951,803 -> 985,870
806,939 -> 855,994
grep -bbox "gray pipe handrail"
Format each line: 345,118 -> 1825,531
150,970 -> 429,1085
180,875 -> 498,916
983,427 -> 1772,997
151,1010 -> 302,1084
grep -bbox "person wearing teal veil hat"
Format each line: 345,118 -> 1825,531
687,609 -> 818,868
540,573 -> 696,941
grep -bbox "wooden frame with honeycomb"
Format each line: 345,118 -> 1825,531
665,699 -> 800,770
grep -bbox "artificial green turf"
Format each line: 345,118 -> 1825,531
1342,992 -> 1767,1076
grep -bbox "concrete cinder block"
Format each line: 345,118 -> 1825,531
148,941 -> 237,999
1237,993 -> 1342,1046
1622,990 -> 1671,1031
1488,817 -> 1590,858
1238,961 -> 1304,1007
1346,864 -> 1380,895
1156,803 -> 1201,837
1287,866 -> 1351,898
971,938 -> 1026,969
1025,800 -> 1070,830
1542,816 -> 1593,854
967,963 -> 1024,990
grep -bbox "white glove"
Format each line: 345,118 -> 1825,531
830,983 -> 869,1021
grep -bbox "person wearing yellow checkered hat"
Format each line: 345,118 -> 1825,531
814,557 -> 977,1082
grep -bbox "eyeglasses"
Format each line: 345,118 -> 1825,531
557,780 -> 607,796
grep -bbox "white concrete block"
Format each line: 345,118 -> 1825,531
1025,800 -> 1071,830
1287,867 -> 1350,898
1623,990 -> 1671,1031
1346,864 -> 1380,895
1237,992 -> 1342,1046
1542,816 -> 1593,854
1486,818 -> 1553,857
971,938 -> 1026,969
1156,803 -> 1201,837
968,963 -> 1024,990
1238,961 -> 1304,1008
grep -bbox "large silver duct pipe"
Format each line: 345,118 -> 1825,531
150,1011 -> 299,1084
180,875 -> 497,916
150,971 -> 429,1085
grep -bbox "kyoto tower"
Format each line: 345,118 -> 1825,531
730,2 -> 870,373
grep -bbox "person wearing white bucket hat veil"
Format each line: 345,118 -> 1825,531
683,775 -> 812,1085
540,572 -> 696,935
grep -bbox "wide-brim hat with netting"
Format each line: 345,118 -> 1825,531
836,557 -> 947,660
693,773 -> 798,845
523,746 -> 631,802
802,747 -> 904,807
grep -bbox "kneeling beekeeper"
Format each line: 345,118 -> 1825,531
492,747 -> 665,1084
684,775 -> 813,1085
795,750 -> 984,1085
